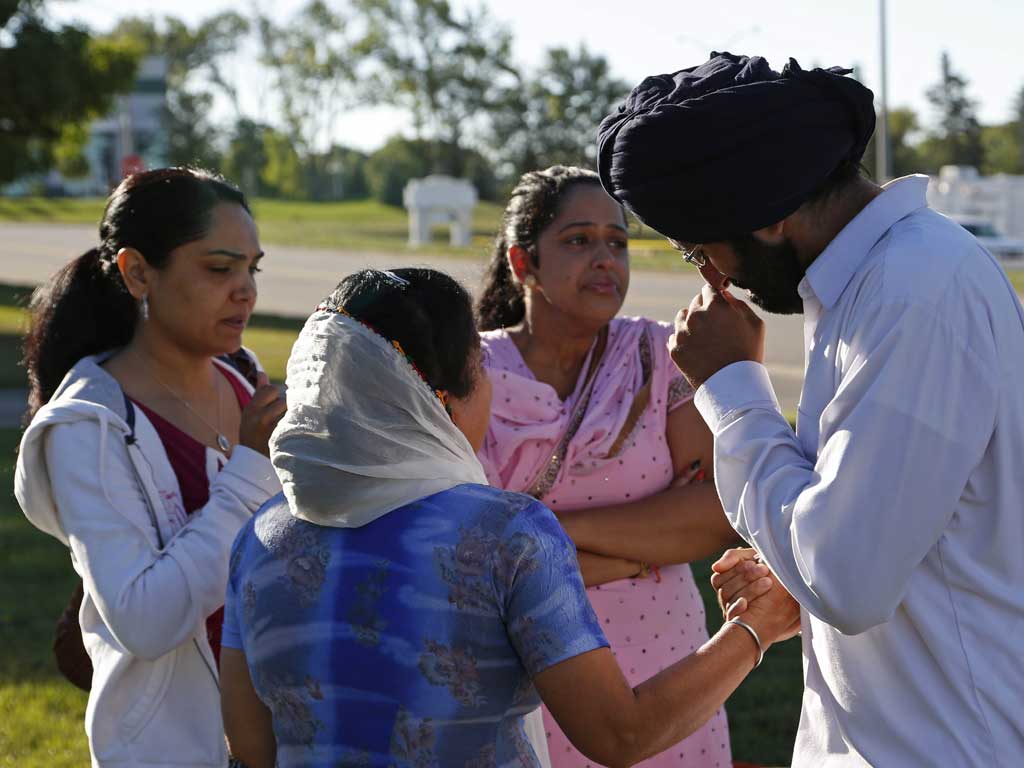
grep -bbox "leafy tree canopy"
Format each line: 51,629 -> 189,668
0,0 -> 140,182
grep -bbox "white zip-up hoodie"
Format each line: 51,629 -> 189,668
15,353 -> 281,768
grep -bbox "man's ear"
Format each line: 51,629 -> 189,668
507,244 -> 534,283
751,219 -> 787,246
116,247 -> 151,300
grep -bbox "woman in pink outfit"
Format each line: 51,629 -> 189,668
477,166 -> 740,768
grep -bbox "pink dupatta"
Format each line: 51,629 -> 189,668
478,317 -> 691,498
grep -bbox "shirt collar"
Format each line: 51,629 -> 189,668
800,174 -> 930,310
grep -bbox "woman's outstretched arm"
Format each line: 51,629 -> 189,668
533,575 -> 798,767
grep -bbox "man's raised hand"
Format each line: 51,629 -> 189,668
669,285 -> 765,389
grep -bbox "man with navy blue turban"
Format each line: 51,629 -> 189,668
599,52 -> 1024,766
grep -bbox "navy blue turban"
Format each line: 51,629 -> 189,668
597,52 -> 876,244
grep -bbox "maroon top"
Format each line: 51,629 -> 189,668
132,366 -> 252,665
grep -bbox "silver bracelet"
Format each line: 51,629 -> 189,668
728,617 -> 765,669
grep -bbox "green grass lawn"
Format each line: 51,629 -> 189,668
0,427 -> 91,766
0,197 -> 105,224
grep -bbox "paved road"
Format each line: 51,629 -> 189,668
0,222 -> 807,413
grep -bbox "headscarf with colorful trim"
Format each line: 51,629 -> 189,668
269,305 -> 488,528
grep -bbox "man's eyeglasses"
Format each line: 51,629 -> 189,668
682,244 -> 708,268
670,239 -> 708,269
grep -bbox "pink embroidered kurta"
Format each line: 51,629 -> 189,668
479,317 -> 732,768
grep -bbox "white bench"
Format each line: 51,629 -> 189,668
403,175 -> 478,247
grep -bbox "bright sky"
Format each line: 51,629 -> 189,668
51,0 -> 1024,152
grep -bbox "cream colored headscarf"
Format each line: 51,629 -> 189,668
270,309 -> 488,528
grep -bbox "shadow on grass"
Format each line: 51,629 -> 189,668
0,429 -> 80,684
247,312 -> 305,333
0,333 -> 26,389
0,284 -> 34,309
0,286 -> 33,389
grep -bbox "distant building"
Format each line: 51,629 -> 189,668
4,55 -> 168,196
927,165 -> 1024,240
85,55 -> 168,191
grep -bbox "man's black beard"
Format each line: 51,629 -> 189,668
727,234 -> 806,315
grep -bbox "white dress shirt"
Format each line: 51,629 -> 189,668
695,175 -> 1024,766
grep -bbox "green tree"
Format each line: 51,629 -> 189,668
920,52 -> 985,172
52,121 -> 93,178
364,135 -> 495,205
354,0 -> 517,175
0,0 -> 140,182
489,44 -> 629,181
1013,85 -> 1024,173
305,146 -> 369,201
255,1 -> 362,162
222,118 -> 270,196
888,108 -> 925,177
111,12 -> 251,170
364,135 -> 431,205
978,124 -> 1019,175
260,129 -> 306,199
450,145 -> 497,201
864,107 -> 925,178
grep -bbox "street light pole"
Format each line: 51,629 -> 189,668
876,0 -> 891,182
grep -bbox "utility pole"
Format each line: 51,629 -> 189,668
876,0 -> 891,182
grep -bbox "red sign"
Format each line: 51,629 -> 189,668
121,154 -> 145,178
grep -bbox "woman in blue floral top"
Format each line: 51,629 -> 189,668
220,268 -> 800,768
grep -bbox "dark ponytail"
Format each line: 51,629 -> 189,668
23,167 -> 249,419
476,233 -> 525,333
477,165 -> 604,331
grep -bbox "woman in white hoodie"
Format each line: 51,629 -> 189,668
16,167 -> 286,768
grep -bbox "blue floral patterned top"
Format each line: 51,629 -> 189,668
223,483 -> 608,767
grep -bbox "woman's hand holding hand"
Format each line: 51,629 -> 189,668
711,547 -> 801,646
238,372 -> 288,457
711,547 -> 766,618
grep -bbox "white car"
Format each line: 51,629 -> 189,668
953,216 -> 1024,261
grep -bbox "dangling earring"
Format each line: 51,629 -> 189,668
523,275 -> 538,289
140,295 -> 149,321
436,389 -> 453,417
